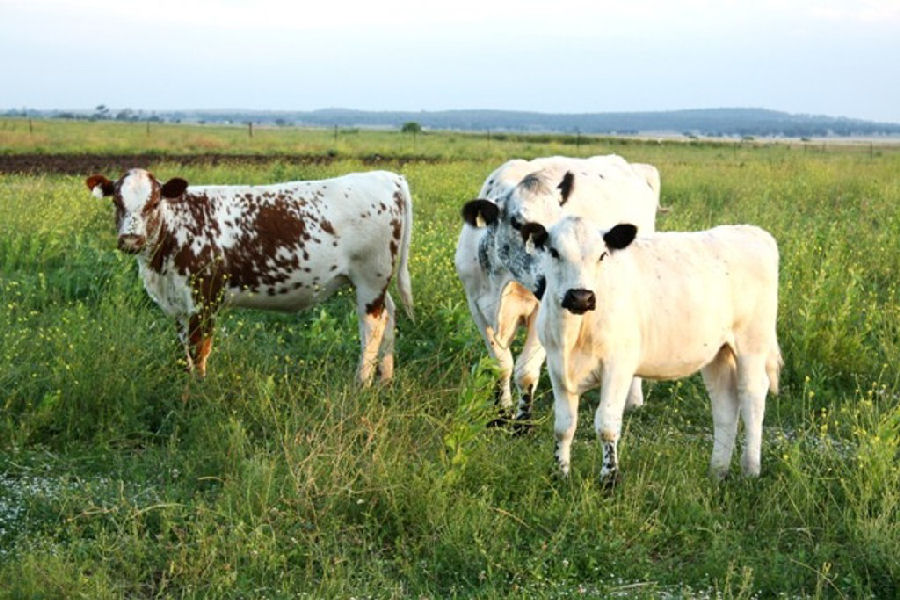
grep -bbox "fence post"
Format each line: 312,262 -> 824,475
248,122 -> 253,138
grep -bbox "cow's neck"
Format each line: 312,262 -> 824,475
140,202 -> 177,273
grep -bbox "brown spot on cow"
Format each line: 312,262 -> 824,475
365,289 -> 386,317
391,218 -> 402,241
224,200 -> 306,290
393,190 -> 406,213
148,219 -> 178,273
320,219 -> 335,235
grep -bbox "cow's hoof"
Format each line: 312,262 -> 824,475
599,470 -> 622,492
511,418 -> 535,437
554,465 -> 571,481
486,412 -> 513,429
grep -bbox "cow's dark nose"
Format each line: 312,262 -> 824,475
117,234 -> 146,253
562,289 -> 596,314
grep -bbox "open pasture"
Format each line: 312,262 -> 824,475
1,119 -> 899,597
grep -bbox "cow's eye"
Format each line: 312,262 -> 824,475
549,247 -> 559,259
510,217 -> 522,231
599,251 -> 608,263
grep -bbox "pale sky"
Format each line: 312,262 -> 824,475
2,0 -> 899,122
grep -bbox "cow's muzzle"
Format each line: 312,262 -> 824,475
561,289 -> 596,314
117,234 -> 146,254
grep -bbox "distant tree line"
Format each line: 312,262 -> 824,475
4,107 -> 899,138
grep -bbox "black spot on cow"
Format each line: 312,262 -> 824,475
558,172 -> 575,205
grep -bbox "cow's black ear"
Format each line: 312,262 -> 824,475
86,174 -> 114,197
521,222 -> 548,253
461,199 -> 499,227
603,224 -> 637,251
161,177 -> 189,198
558,171 -> 575,205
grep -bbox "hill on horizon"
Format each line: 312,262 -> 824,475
7,107 -> 900,138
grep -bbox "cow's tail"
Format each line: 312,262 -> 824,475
396,176 -> 415,321
767,343 -> 783,395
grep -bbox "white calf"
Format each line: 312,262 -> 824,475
456,156 -> 660,424
524,218 -> 781,481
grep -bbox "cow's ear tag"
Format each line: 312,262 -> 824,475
476,214 -> 486,228
525,237 -> 536,255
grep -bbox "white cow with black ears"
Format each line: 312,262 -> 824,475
522,217 -> 781,482
456,155 -> 660,426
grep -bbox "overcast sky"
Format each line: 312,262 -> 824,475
2,0 -> 899,122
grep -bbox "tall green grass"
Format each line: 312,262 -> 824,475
1,131 -> 899,597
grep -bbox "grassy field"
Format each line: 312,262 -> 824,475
1,119 -> 899,598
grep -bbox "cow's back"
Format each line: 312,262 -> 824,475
151,171 -> 408,314
618,226 -> 778,374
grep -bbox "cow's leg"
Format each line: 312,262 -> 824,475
175,317 -> 194,373
176,315 -> 214,376
486,295 -> 518,416
354,285 -> 389,387
546,365 -> 581,477
377,292 -> 396,382
488,285 -> 536,425
490,331 -> 515,412
625,377 -> 644,410
187,313 -> 215,378
485,332 -> 515,426
512,310 -> 545,429
464,294 -> 514,412
736,353 -> 769,477
595,367 -> 634,485
701,346 -> 740,479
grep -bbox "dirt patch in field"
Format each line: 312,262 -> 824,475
0,152 -> 440,175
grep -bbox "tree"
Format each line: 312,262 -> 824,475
401,121 -> 422,134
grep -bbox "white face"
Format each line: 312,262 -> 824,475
112,169 -> 161,252
538,217 -> 607,310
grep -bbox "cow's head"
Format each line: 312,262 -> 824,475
522,217 -> 637,314
86,169 -> 188,254
461,169 -> 576,296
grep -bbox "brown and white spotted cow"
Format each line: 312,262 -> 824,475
86,168 -> 414,385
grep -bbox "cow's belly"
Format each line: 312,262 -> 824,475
225,272 -> 351,312
636,330 -> 731,380
636,354 -> 718,380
